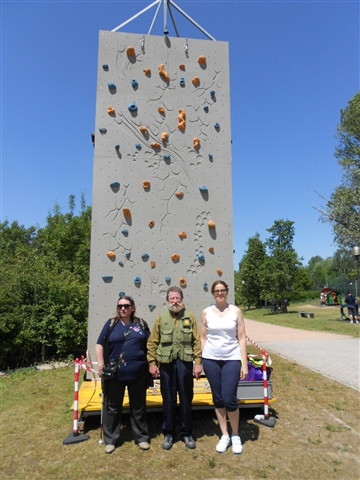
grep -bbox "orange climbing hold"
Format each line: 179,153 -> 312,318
161,132 -> 168,141
148,219 -> 155,228
178,109 -> 186,131
171,254 -> 180,262
107,251 -> 116,260
216,268 -> 223,276
158,107 -> 165,115
143,68 -> 151,75
151,261 -> 156,269
175,191 -> 184,198
208,247 -> 214,253
142,181 -> 150,189
140,126 -> 149,135
208,220 -> 216,228
192,76 -> 200,86
123,208 -> 131,218
179,64 -> 185,71
179,277 -> 187,287
127,46 -> 136,57
158,64 -> 170,82
151,143 -> 161,149
107,106 -> 115,115
198,55 -> 206,65
178,232 -> 187,239
193,138 -> 200,149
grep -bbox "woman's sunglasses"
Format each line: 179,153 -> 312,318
117,304 -> 132,310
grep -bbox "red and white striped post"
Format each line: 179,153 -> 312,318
63,358 -> 90,445
262,350 -> 269,419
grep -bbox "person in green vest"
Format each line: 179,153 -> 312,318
147,286 -> 202,450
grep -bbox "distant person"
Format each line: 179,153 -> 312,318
283,298 -> 289,313
147,286 -> 202,450
96,295 -> 150,454
354,299 -> 359,324
345,291 -> 357,324
200,281 -> 248,455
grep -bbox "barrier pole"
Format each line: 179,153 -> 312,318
63,358 -> 90,445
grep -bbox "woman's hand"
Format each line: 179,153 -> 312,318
240,364 -> 248,380
149,365 -> 160,378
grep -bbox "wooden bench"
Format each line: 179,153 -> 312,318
299,312 -> 314,318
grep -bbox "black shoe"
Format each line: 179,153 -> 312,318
162,435 -> 173,450
183,435 -> 196,449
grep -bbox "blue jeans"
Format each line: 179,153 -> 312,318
202,358 -> 240,411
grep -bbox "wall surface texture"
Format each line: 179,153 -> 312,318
88,30 -> 234,351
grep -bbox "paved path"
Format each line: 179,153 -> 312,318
244,319 -> 360,391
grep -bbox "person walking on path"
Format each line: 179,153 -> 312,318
345,291 -> 358,324
147,286 -> 202,450
200,281 -> 248,455
96,295 -> 151,454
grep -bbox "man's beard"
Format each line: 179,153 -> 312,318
169,303 -> 183,313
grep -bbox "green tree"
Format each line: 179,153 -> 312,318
236,234 -> 267,307
262,220 -> 300,302
316,92 -> 360,248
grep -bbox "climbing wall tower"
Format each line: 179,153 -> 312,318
87,29 -> 234,350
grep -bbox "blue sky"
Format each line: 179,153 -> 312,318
1,0 -> 359,268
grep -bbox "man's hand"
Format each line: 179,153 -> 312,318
149,365 -> 160,378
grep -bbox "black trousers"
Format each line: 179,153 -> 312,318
102,375 -> 149,446
160,358 -> 194,438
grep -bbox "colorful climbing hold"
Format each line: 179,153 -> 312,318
107,251 -> 116,260
216,268 -> 223,276
198,55 -> 206,65
140,126 -> 149,135
198,253 -> 205,261
193,138 -> 200,149
121,229 -> 129,236
199,186 -> 208,193
128,102 -> 138,113
134,276 -> 141,284
210,90 -> 216,98
125,252 -> 131,260
135,144 -> 142,150
158,64 -> 170,82
203,283 -> 208,290
150,261 -> 156,269
178,109 -> 186,131
179,277 -> 187,287
142,181 -> 150,189
102,276 -> 113,283
131,79 -> 138,88
103,64 -> 109,71
119,262 -> 124,267
99,128 -> 107,134
141,253 -> 149,261
192,77 -> 200,86
165,277 -> 171,283
208,154 -> 213,160
163,154 -> 171,161
175,192 -> 184,198
123,208 -> 131,218
208,220 -> 216,228
214,122 -> 220,129
108,83 -> 116,90
208,247 -> 214,254
158,107 -> 165,115
127,46 -> 136,57
180,78 -> 185,87
148,219 -> 155,228
179,64 -> 185,71
150,143 -> 161,149
107,106 -> 115,115
161,132 -> 168,141
178,231 -> 187,239
143,68 -> 151,75
171,254 -> 180,262
110,181 -> 120,189
204,106 -> 209,113
115,144 -> 120,150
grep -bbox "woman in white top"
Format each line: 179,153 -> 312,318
200,281 -> 248,454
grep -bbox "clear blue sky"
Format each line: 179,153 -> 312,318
1,0 -> 359,268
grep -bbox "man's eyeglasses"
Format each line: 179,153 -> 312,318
213,289 -> 228,295
117,304 -> 132,309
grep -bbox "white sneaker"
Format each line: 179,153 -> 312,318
231,435 -> 243,454
216,435 -> 230,453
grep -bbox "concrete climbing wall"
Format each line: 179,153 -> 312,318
87,30 -> 234,351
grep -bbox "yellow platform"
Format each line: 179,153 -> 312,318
75,378 -> 275,418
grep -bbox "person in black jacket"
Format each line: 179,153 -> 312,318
345,291 -> 358,324
96,295 -> 150,453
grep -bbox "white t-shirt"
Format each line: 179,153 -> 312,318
202,304 -> 242,361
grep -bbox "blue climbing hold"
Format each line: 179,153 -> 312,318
210,90 -> 216,98
141,253 -> 149,261
198,253 -> 205,261
165,277 -> 171,283
163,154 -> 170,161
132,79 -> 138,88
134,276 -> 141,284
203,283 -> 208,290
214,122 -> 220,129
119,261 -> 124,267
204,106 -> 209,113
119,291 -> 125,297
115,144 -> 120,150
108,83 -> 116,90
103,64 -> 109,71
110,181 -> 120,189
180,78 -> 185,87
208,154 -> 213,160
199,186 -> 208,193
121,229 -> 129,236
99,128 -> 107,134
135,144 -> 142,150
102,276 -> 113,283
125,252 -> 131,260
128,102 -> 138,113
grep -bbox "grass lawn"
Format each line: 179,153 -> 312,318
1,356 -> 359,480
242,301 -> 360,338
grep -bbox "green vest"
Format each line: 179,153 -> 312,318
156,309 -> 194,363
